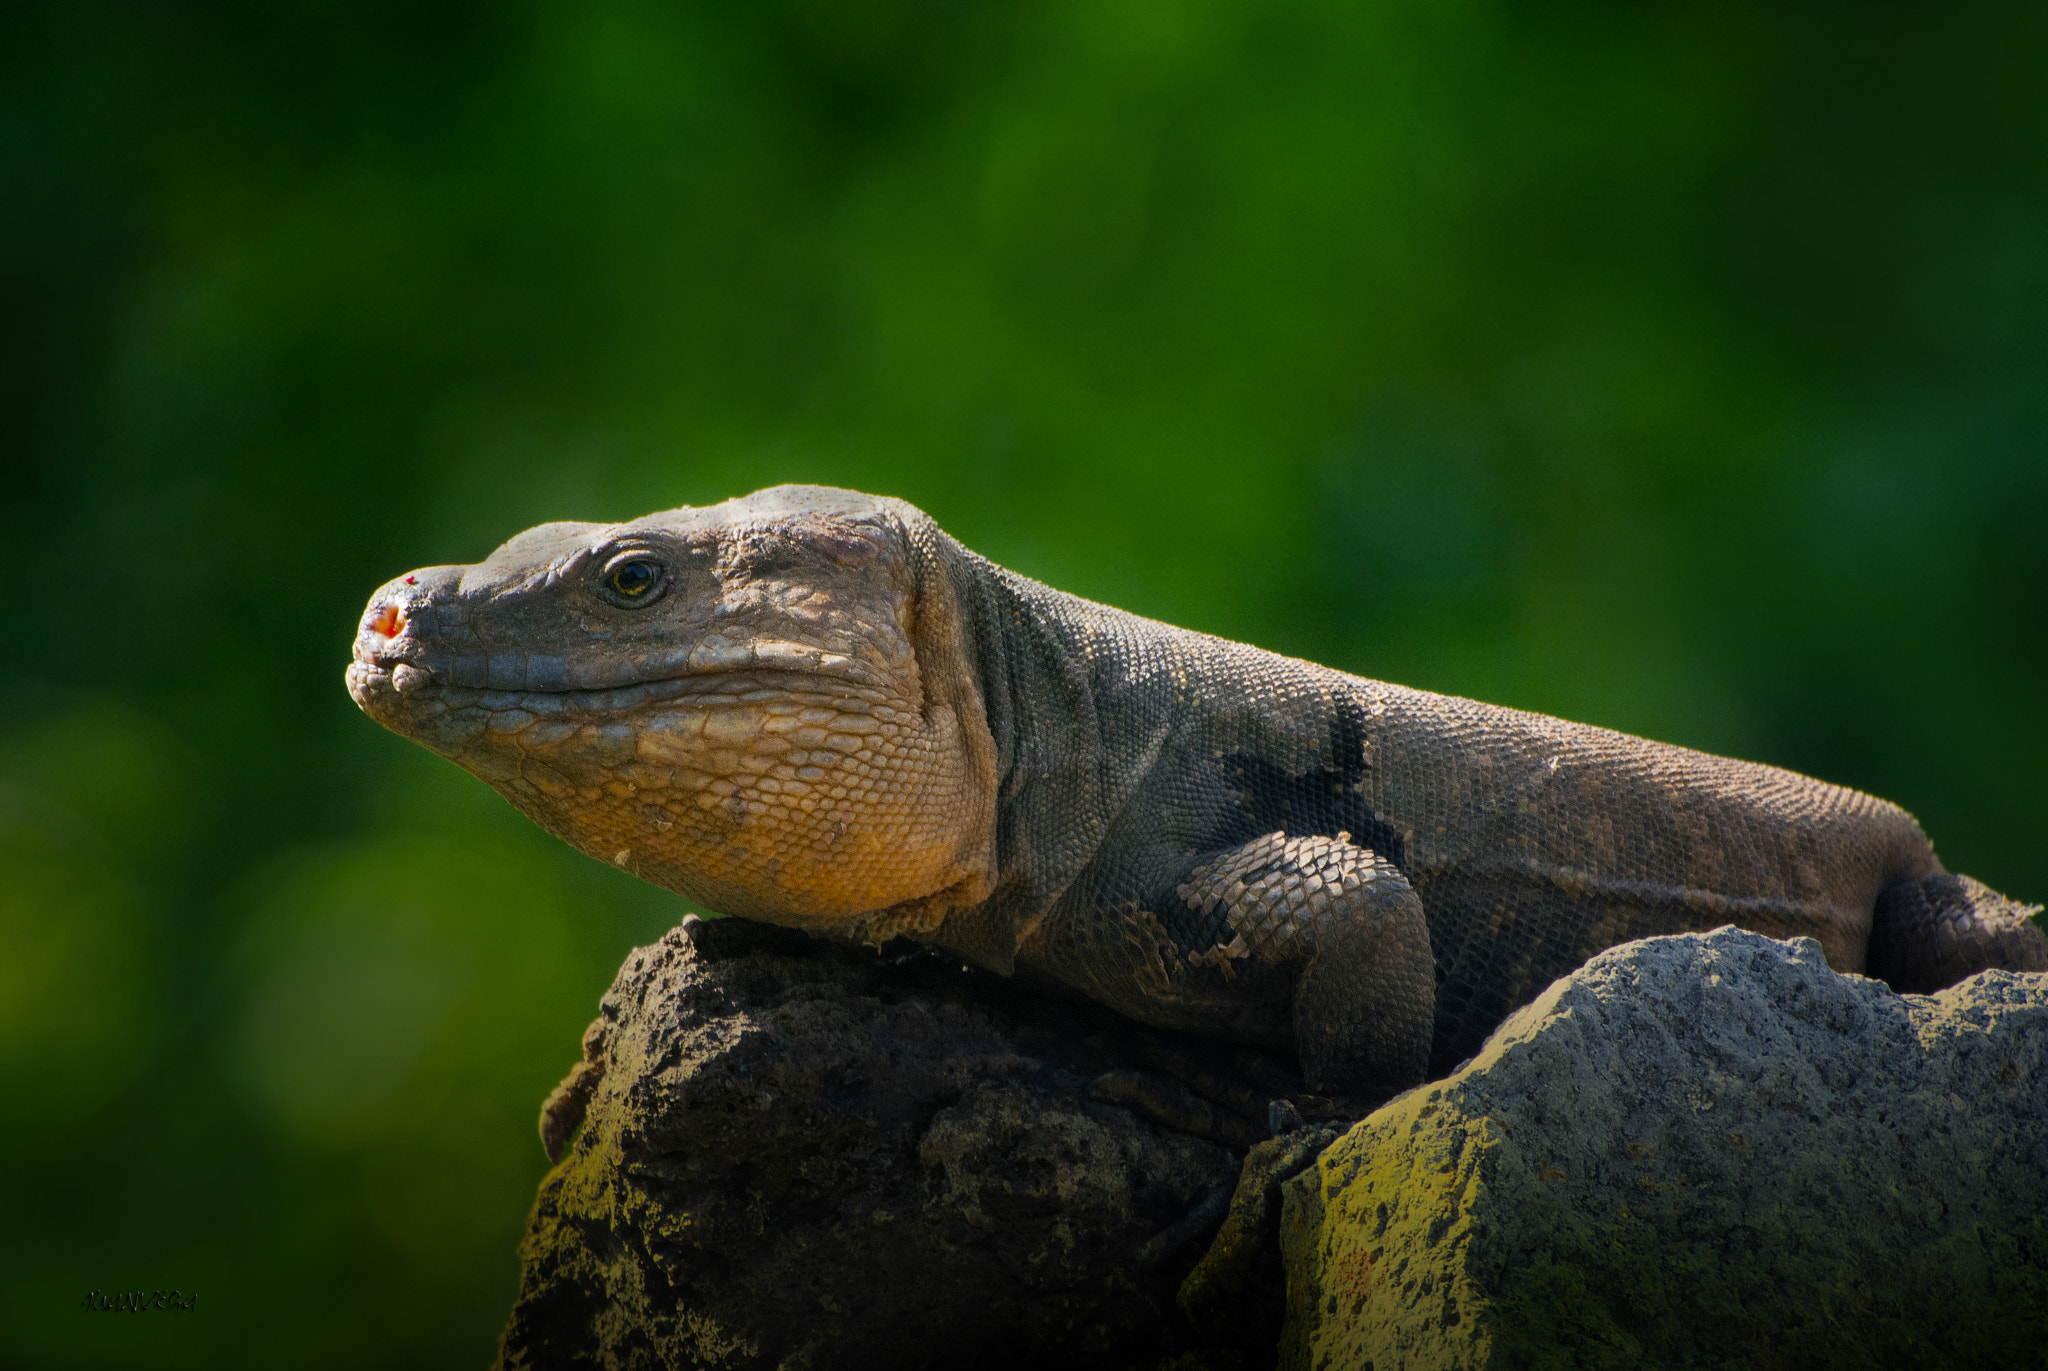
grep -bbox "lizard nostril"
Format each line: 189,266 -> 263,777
370,604 -> 406,638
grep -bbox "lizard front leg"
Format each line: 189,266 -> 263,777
1160,830 -> 1433,1341
1175,830 -> 1433,1098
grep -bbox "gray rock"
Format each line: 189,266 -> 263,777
1279,927 -> 2048,1371
495,919 -> 1251,1371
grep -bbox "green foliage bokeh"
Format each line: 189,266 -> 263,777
4,2 -> 2044,1365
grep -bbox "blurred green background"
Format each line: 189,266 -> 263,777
5,1 -> 2044,1365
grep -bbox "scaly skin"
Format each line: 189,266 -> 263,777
348,500 -> 998,948
347,485 -> 2048,1098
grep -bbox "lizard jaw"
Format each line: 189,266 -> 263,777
345,652 -> 985,928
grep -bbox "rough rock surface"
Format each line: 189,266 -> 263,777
1279,927 -> 2048,1371
495,919 -> 1262,1371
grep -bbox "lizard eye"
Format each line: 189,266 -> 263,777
601,556 -> 667,606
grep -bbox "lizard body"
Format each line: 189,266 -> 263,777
347,485 -> 2047,1094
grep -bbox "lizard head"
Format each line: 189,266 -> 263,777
346,484 -> 997,938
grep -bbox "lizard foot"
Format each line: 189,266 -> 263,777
1132,1035 -> 1294,1120
1869,872 -> 2048,993
1089,1033 -> 1299,1149
1088,1069 -> 1267,1149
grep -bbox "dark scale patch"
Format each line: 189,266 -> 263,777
1215,697 -> 1405,872
1130,701 -> 1403,961
1140,866 -> 1240,955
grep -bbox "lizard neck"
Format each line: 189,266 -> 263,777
935,544 -> 1197,970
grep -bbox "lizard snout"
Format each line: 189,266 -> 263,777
346,578 -> 449,723
350,565 -> 466,696
352,595 -> 420,670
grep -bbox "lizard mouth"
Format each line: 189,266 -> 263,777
350,661 -> 881,711
350,629 -> 885,695
345,656 -> 898,749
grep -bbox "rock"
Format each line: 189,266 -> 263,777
1279,927 -> 2048,1371
495,919 -> 1258,1371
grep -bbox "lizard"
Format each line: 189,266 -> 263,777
345,483 -> 2048,1107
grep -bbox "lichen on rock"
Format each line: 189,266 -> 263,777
1279,926 -> 2048,1371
